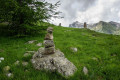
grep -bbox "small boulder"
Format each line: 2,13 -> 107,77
27,40 -> 37,44
24,51 -> 35,57
6,73 -> 13,78
36,43 -> 42,47
44,40 -> 54,48
22,61 -> 28,66
14,60 -> 20,65
47,27 -> 53,33
83,66 -> 88,75
23,53 -> 32,57
44,47 -> 55,55
0,57 -> 4,60
92,57 -> 98,61
44,33 -> 53,40
70,47 -> 78,52
3,66 -> 10,73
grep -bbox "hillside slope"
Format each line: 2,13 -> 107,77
0,25 -> 120,80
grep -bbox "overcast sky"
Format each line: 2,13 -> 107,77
43,0 -> 120,27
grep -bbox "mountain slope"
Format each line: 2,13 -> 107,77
69,21 -> 120,35
91,21 -> 116,34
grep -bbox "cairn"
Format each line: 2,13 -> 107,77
84,22 -> 87,28
44,27 -> 55,55
31,27 -> 77,77
59,23 -> 61,26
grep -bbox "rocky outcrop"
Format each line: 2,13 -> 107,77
31,27 -> 77,77
31,48 -> 77,77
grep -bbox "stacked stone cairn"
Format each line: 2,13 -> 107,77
84,22 -> 87,28
44,27 -> 55,55
31,27 -> 77,77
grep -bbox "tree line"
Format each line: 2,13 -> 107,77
0,0 -> 60,35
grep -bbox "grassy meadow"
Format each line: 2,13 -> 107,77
0,24 -> 120,80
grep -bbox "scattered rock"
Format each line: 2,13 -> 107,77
0,57 -> 4,60
70,47 -> 78,52
14,60 -> 20,65
22,61 -> 28,66
23,53 -> 32,57
26,51 -> 35,54
92,57 -> 98,61
27,40 -> 37,44
3,66 -> 10,73
31,48 -> 77,77
83,66 -> 88,75
24,51 -> 35,57
36,43 -> 42,46
6,73 -> 13,78
0,57 -> 4,63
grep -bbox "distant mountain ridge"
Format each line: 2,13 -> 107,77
69,21 -> 120,35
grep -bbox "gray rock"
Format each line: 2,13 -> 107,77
31,48 -> 77,77
6,73 -> 13,78
70,47 -> 78,52
14,60 -> 20,65
83,66 -> 88,75
36,43 -> 42,47
22,62 -> 28,66
0,57 -> 4,60
3,66 -> 10,73
47,27 -> 53,33
27,40 -> 37,44
44,47 -> 55,55
44,33 -> 53,40
26,51 -> 35,54
24,51 -> 35,57
92,57 -> 98,61
44,40 -> 54,48
23,53 -> 32,57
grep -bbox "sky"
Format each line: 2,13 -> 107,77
41,0 -> 120,27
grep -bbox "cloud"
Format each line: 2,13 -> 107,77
39,0 -> 120,26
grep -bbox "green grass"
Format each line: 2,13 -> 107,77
0,24 -> 120,80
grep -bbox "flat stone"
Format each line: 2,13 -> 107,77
47,27 -> 53,33
83,66 -> 88,75
44,33 -> 53,40
3,66 -> 10,73
0,57 -> 4,61
44,40 -> 54,48
14,60 -> 20,65
6,73 -> 13,78
27,40 -> 37,44
70,47 -> 78,52
44,47 -> 55,55
26,51 -> 35,53
22,62 -> 28,66
23,53 -> 32,57
36,43 -> 42,46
